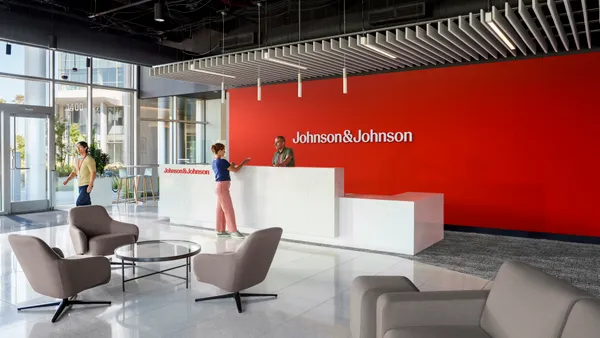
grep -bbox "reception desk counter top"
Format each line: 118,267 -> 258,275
159,165 -> 443,255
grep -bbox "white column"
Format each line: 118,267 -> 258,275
123,93 -> 131,165
23,47 -> 47,201
100,102 -> 108,154
205,99 -> 222,158
157,97 -> 170,164
196,99 -> 203,163
176,98 -> 185,163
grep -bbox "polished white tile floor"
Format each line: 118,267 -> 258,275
0,205 -> 490,337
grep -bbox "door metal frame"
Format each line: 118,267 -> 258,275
0,104 -> 55,215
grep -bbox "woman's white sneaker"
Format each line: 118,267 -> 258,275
230,231 -> 245,238
216,231 -> 231,237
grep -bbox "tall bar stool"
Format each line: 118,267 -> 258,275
138,168 -> 156,202
116,169 -> 138,204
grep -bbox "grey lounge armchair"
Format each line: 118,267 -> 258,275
193,227 -> 283,313
352,260 -> 600,338
69,205 -> 139,266
8,234 -> 111,323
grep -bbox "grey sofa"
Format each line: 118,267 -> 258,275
352,260 -> 600,338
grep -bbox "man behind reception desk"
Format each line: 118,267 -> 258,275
272,136 -> 296,167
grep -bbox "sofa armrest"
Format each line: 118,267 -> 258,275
376,290 -> 489,338
69,226 -> 88,255
111,220 -> 140,241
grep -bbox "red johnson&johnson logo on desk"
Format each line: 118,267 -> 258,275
163,168 -> 210,175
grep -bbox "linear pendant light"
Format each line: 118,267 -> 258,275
484,9 -> 516,50
264,52 -> 308,70
189,65 -> 236,78
359,36 -> 397,59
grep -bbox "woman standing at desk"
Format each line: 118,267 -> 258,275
211,143 -> 250,238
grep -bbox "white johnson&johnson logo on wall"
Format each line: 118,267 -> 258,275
163,168 -> 210,175
292,129 -> 413,144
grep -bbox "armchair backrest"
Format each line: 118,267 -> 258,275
69,205 -> 113,237
480,261 -> 591,338
8,234 -> 63,298
560,298 -> 600,338
232,227 -> 283,290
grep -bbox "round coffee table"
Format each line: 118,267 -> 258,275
114,240 -> 201,292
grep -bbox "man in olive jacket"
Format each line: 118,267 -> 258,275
272,136 -> 296,167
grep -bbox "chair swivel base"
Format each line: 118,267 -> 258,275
17,298 -> 111,323
195,292 -> 277,313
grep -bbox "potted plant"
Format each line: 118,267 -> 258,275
89,144 -> 110,176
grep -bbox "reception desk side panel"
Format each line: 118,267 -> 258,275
338,197 -> 415,254
413,193 -> 444,254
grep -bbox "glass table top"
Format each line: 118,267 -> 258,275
114,240 -> 201,262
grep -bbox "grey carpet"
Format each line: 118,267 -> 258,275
406,231 -> 600,296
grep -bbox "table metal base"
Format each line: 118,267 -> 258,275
121,257 -> 191,292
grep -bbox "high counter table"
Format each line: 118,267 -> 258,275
158,165 -> 443,255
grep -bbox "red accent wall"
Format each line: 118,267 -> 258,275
229,52 -> 600,237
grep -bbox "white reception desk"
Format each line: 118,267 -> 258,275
159,165 -> 443,255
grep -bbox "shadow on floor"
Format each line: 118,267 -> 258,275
0,210 -> 69,234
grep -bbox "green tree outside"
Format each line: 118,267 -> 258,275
16,135 -> 25,167
70,123 -> 85,148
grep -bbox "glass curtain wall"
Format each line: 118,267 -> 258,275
54,81 -> 90,205
138,97 -> 224,196
0,40 -> 137,208
0,43 -> 52,106
139,97 -> 219,166
139,98 -> 172,166
175,98 -> 204,165
205,99 -> 225,158
92,89 -> 133,165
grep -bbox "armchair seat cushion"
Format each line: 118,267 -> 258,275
88,233 -> 136,256
384,326 -> 491,338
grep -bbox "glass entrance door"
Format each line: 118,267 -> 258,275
1,104 -> 55,214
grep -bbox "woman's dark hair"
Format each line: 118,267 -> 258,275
76,141 -> 89,154
211,143 -> 225,154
